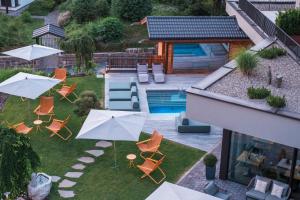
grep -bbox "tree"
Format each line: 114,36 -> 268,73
0,126 -> 40,198
71,0 -> 98,23
111,0 -> 152,22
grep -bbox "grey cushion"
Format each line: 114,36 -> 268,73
272,181 -> 289,197
180,112 -> 189,125
204,182 -> 219,195
246,189 -> 268,200
265,195 -> 282,200
131,96 -> 139,109
109,101 -> 132,111
215,192 -> 231,200
109,91 -> 133,101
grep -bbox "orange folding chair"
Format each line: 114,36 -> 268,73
6,121 -> 33,135
45,115 -> 72,141
137,156 -> 166,184
33,96 -> 55,122
53,68 -> 67,82
136,130 -> 164,159
56,83 -> 78,103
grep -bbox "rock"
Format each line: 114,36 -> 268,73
85,150 -> 104,157
95,141 -> 112,148
51,176 -> 61,183
65,172 -> 83,179
59,179 -> 76,188
58,190 -> 75,198
77,156 -> 95,164
72,163 -> 86,170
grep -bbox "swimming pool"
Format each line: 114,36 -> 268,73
147,90 -> 186,114
174,44 -> 206,57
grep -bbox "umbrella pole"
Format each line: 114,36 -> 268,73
113,141 -> 118,169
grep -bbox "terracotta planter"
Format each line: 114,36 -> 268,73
292,35 -> 300,45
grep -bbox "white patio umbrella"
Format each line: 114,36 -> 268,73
76,110 -> 147,168
146,182 -> 222,200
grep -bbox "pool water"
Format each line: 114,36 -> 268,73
147,90 -> 186,113
174,44 -> 207,57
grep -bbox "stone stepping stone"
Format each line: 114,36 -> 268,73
58,190 -> 75,198
85,149 -> 104,157
51,176 -> 61,183
65,172 -> 83,179
77,156 -> 95,164
59,179 -> 76,188
72,163 -> 86,170
95,141 -> 112,148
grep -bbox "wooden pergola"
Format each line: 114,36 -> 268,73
142,16 -> 252,73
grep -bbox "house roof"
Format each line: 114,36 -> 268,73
32,24 -> 65,39
145,16 -> 249,40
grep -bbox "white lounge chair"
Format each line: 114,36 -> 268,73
152,63 -> 165,83
137,63 -> 149,83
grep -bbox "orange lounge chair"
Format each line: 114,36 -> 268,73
136,130 -> 163,159
6,121 -> 33,135
53,68 -> 67,82
137,156 -> 166,184
33,96 -> 55,122
56,83 -> 78,103
45,115 -> 72,140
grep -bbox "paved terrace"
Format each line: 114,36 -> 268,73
105,73 -> 222,152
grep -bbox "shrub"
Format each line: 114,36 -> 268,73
27,0 -> 55,16
267,95 -> 286,108
74,90 -> 101,116
71,0 -> 98,23
276,9 -> 300,35
236,52 -> 258,75
95,0 -> 110,18
111,0 -> 152,22
0,68 -> 47,82
20,11 -> 32,23
258,47 -> 286,59
247,86 -> 271,99
203,153 -> 217,167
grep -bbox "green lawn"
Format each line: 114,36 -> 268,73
0,76 -> 204,199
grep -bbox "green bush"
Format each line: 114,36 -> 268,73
20,12 -> 32,23
111,0 -> 152,22
236,52 -> 258,75
276,9 -> 300,35
267,95 -> 286,108
203,153 -> 217,167
0,68 -> 47,82
247,86 -> 271,99
71,0 -> 98,23
258,47 -> 286,59
96,0 -> 110,18
27,0 -> 55,16
74,90 -> 101,116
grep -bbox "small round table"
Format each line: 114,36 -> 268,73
126,154 -> 136,168
33,119 -> 43,132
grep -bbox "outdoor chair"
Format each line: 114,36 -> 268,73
45,115 -> 72,141
53,68 -> 67,82
137,156 -> 166,184
152,63 -> 165,83
136,130 -> 164,159
56,83 -> 78,103
34,96 -> 55,122
6,121 -> 33,135
137,63 -> 149,83
204,181 -> 232,200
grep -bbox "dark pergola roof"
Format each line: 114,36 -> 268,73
145,16 -> 249,40
32,24 -> 65,39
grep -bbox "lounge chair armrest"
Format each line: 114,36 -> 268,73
48,106 -> 54,113
138,165 -> 153,171
33,105 -> 41,113
136,139 -> 152,144
146,158 -> 158,163
146,145 -> 160,152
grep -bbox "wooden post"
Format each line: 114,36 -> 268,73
166,43 -> 174,74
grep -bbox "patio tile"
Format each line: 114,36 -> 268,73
85,149 -> 104,157
59,179 -> 76,188
64,172 -> 83,179
58,190 -> 75,198
95,141 -> 112,148
51,176 -> 61,183
71,163 -> 86,170
77,156 -> 95,164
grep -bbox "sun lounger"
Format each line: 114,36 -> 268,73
109,79 -> 136,91
109,96 -> 140,111
137,63 -> 149,83
109,86 -> 138,101
152,63 -> 165,83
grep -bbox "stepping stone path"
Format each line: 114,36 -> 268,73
72,163 -> 86,170
77,156 -> 95,164
85,149 -> 104,157
58,190 -> 75,198
51,176 -> 61,183
65,172 -> 83,179
59,179 -> 77,188
95,141 -> 112,148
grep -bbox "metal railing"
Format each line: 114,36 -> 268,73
239,0 -> 300,58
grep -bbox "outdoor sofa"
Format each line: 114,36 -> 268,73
246,176 -> 290,200
109,86 -> 138,101
109,96 -> 140,111
204,181 -> 232,200
175,112 -> 211,133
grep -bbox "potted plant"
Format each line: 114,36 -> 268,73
203,153 -> 218,180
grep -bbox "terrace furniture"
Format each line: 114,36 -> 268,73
109,96 -> 140,111
137,63 -> 149,83
203,181 -> 232,200
34,96 -> 55,122
137,156 -> 166,184
109,86 -> 138,101
126,154 -> 137,168
33,119 -> 43,132
53,68 -> 67,82
175,112 -> 211,133
136,130 -> 163,159
152,63 -> 165,83
56,83 -> 78,103
6,121 -> 33,134
246,176 -> 290,200
109,79 -> 137,91
45,115 -> 72,140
